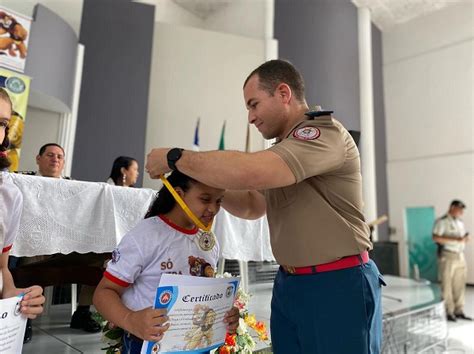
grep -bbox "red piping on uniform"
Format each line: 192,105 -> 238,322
2,244 -> 12,253
158,215 -> 198,235
104,271 -> 130,287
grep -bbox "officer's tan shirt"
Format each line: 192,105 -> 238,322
266,115 -> 372,266
433,215 -> 466,254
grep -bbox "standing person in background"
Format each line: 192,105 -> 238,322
107,156 -> 139,187
144,59 -> 385,354
0,87 -> 45,332
433,200 -> 471,322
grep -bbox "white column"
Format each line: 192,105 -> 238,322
264,0 -> 278,151
357,7 -> 378,240
58,44 -> 84,177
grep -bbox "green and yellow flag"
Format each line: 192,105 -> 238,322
218,121 -> 226,150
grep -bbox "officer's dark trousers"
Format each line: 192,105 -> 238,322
271,259 -> 385,354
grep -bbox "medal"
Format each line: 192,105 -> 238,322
197,230 -> 216,251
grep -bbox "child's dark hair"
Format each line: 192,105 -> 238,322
145,171 -> 197,218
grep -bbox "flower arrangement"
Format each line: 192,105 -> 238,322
215,273 -> 270,354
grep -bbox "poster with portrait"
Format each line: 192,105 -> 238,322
0,67 -> 31,171
0,6 -> 32,73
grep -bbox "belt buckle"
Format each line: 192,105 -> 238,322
285,265 -> 296,274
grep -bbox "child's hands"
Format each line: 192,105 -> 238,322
19,286 -> 45,319
223,306 -> 239,334
125,308 -> 170,342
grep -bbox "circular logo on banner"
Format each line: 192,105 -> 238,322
5,77 -> 26,94
159,290 -> 172,305
293,127 -> 320,140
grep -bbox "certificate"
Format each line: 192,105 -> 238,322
0,295 -> 27,354
141,274 -> 239,354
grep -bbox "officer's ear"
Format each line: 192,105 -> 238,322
275,83 -> 292,104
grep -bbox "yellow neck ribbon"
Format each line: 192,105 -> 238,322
160,175 -> 212,232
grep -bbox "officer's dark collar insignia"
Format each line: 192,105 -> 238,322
305,110 -> 334,119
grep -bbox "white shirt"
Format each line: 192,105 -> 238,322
0,172 -> 22,253
433,214 -> 467,253
105,215 -> 219,311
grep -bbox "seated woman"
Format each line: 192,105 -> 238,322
107,156 -> 139,187
0,88 -> 45,334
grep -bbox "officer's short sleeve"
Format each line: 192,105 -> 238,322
433,219 -> 445,236
105,232 -> 144,286
269,124 -> 346,182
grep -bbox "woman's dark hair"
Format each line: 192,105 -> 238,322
0,88 -> 12,170
145,171 -> 197,218
109,156 -> 137,186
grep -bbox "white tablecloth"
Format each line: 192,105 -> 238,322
9,173 -> 275,261
214,209 -> 274,262
9,174 -> 156,256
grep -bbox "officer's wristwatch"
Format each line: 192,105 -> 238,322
167,148 -> 184,171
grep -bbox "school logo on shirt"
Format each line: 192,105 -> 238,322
111,248 -> 121,264
293,127 -> 321,140
159,290 -> 172,305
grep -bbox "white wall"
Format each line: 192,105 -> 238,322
143,22 -> 266,190
383,2 -> 474,281
18,106 -> 62,172
203,0 -> 269,39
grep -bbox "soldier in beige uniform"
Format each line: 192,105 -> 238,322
433,200 -> 471,321
145,59 -> 385,354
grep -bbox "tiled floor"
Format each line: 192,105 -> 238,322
22,282 -> 474,353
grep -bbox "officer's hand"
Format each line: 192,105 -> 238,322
145,148 -> 171,179
223,306 -> 240,334
125,307 -> 170,342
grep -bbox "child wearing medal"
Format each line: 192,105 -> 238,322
93,171 -> 239,353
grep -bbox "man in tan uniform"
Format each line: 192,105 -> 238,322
433,200 -> 471,322
145,59 -> 385,353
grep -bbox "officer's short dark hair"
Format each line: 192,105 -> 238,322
244,59 -> 306,103
450,200 -> 466,209
38,143 -> 65,156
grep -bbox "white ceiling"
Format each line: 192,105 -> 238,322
1,0 -> 470,35
351,0 -> 471,31
172,0 -> 232,19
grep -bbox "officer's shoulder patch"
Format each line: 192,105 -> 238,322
293,126 -> 321,141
